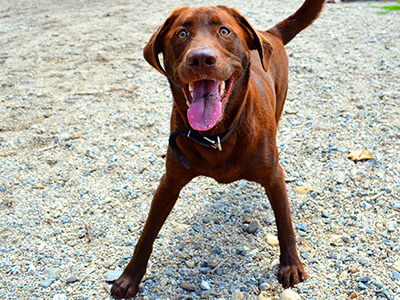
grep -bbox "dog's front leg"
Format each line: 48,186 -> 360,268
111,172 -> 191,299
259,163 -> 307,288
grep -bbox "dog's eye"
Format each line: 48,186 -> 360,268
219,27 -> 230,37
177,30 -> 188,39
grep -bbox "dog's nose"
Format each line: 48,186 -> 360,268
187,48 -> 217,69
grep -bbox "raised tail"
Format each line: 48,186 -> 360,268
269,0 -> 325,45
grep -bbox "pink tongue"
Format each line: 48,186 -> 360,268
187,80 -> 222,131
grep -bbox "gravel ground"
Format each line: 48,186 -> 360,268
1,0 -> 400,299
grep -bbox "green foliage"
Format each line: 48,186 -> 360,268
370,5 -> 400,11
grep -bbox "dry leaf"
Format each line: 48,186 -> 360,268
294,184 -> 313,194
346,149 -> 373,161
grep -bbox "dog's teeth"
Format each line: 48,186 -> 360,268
219,81 -> 225,96
188,84 -> 194,99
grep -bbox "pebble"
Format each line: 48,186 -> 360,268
266,234 -> 279,247
259,282 -> 270,291
247,220 -> 260,233
39,278 -> 54,288
321,210 -> 329,218
66,275 -> 79,284
104,270 -> 123,283
358,276 -> 371,283
200,280 -> 211,290
44,268 -> 63,278
342,233 -> 351,243
349,264 -> 360,273
181,281 -> 196,291
336,171 -> 345,184
231,289 -> 244,300
349,291 -> 358,299
27,263 -> 36,275
185,260 -> 195,268
374,280 -> 384,289
279,289 -> 301,300
296,223 -> 306,231
258,291 -> 272,300
103,258 -> 116,269
358,282 -> 367,290
387,225 -> 395,233
53,294 -> 67,300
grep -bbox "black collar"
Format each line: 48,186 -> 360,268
168,117 -> 241,169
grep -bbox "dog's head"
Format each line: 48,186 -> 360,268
144,6 -> 273,131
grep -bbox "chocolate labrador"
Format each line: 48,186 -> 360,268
111,0 -> 325,297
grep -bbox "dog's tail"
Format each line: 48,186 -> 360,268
269,0 -> 325,45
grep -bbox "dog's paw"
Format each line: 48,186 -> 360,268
110,273 -> 140,299
278,261 -> 307,288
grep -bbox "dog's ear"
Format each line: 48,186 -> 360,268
143,8 -> 188,76
221,7 -> 273,73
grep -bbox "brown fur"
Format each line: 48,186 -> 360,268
111,1 -> 325,298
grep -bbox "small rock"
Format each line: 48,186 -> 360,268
258,291 -> 272,300
321,210 -> 329,218
279,289 -> 301,300
358,282 -> 367,290
336,171 -> 345,184
160,277 -> 169,286
301,252 -> 309,259
44,268 -> 63,279
200,280 -> 211,290
342,233 -> 351,243
243,214 -> 252,223
200,267 -> 210,274
40,278 -> 54,288
181,281 -> 196,291
185,260 -> 195,268
266,234 -> 279,247
358,276 -> 371,283
231,289 -> 244,300
236,248 -> 246,256
339,271 -> 347,282
241,224 -> 249,232
66,275 -> 79,284
53,294 -> 67,300
374,280 -> 384,289
349,291 -> 358,299
203,216 -> 212,223
104,270 -> 123,283
388,225 -> 395,233
238,181 -> 247,188
349,264 -> 360,273
259,282 -> 270,291
296,223 -> 306,231
247,220 -> 260,233
103,258 -> 116,269
27,263 -> 36,275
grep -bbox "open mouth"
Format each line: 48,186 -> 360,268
182,75 -> 235,131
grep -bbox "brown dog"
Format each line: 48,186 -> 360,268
111,0 -> 325,298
